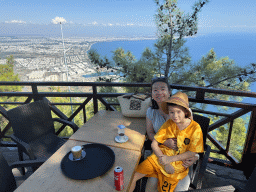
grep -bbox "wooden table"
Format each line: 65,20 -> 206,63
15,140 -> 142,192
69,110 -> 147,152
15,111 -> 147,192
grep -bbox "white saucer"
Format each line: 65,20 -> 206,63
69,150 -> 86,161
115,135 -> 129,143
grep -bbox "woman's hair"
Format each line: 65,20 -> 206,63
151,77 -> 171,109
167,103 -> 189,118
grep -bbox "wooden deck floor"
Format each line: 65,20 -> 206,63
1,146 -> 247,191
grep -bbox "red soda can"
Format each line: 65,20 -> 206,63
114,166 -> 124,191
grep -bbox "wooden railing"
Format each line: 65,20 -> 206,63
0,81 -> 256,171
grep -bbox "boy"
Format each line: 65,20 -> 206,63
129,92 -> 204,192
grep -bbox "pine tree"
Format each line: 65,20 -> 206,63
0,55 -> 22,104
154,0 -> 209,77
0,55 -> 23,140
87,0 -> 256,162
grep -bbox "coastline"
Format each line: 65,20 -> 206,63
2,33 -> 255,92
77,36 -> 157,43
85,37 -> 157,54
85,36 -> 157,52
0,35 -> 157,83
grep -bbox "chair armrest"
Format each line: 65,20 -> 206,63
199,144 -> 211,186
191,144 -> 211,189
197,144 -> 211,189
59,137 -> 70,140
10,158 -> 46,169
9,134 -> 36,159
182,185 -> 235,192
0,105 -> 8,119
53,118 -> 79,133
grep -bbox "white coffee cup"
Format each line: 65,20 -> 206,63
71,146 -> 82,160
118,125 -> 126,142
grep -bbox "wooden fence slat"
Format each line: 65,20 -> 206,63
56,96 -> 92,136
98,98 -> 117,111
208,108 -> 251,132
0,105 -> 8,119
1,81 -> 256,169
43,98 -> 68,120
207,133 -> 239,164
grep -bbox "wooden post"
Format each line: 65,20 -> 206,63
31,84 -> 40,101
226,120 -> 234,153
196,90 -> 205,100
83,106 -> 86,123
241,108 -> 256,179
93,85 -> 98,114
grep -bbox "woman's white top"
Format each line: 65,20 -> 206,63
146,107 -> 167,133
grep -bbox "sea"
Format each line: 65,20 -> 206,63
89,32 -> 256,105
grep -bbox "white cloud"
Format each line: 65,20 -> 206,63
108,23 -> 113,26
52,17 -> 67,24
127,23 -> 134,26
5,20 -> 26,24
92,21 -> 98,25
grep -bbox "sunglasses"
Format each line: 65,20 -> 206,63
151,76 -> 168,84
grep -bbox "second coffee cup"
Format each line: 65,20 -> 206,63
71,146 -> 82,160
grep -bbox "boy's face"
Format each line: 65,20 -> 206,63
168,105 -> 187,124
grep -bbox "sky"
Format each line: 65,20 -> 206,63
0,0 -> 256,37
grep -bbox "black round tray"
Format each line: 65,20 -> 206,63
61,143 -> 115,180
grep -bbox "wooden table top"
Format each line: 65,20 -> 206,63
69,110 -> 147,152
15,140 -> 141,192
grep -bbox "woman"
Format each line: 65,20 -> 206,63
144,77 -> 198,192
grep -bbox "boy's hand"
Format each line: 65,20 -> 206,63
163,138 -> 178,151
182,156 -> 197,168
159,155 -> 172,165
164,163 -> 175,174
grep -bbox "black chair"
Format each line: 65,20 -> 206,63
0,152 -> 44,192
6,99 -> 79,174
138,113 -> 211,191
182,167 -> 256,192
189,114 -> 211,190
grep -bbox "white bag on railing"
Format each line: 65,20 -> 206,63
117,94 -> 151,117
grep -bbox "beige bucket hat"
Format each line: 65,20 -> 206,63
161,92 -> 191,117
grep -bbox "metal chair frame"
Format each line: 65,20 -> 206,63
6,99 -> 79,174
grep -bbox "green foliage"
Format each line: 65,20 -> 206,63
88,0 -> 210,84
6,55 -> 15,66
47,86 -> 95,137
0,55 -> 23,140
97,85 -> 119,104
0,55 -> 23,109
154,0 -> 209,77
88,0 -> 256,92
183,49 -> 250,90
88,47 -> 156,93
0,55 -> 21,93
178,49 -> 251,105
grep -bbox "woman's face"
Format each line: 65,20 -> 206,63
152,82 -> 170,104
